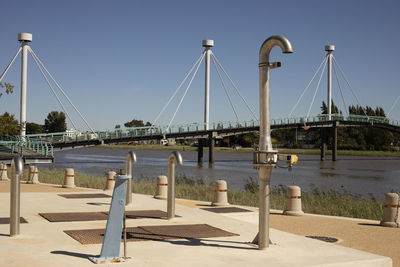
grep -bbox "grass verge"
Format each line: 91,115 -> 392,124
21,168 -> 383,221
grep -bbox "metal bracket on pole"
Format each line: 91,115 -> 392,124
10,155 -> 24,237
89,170 -> 132,264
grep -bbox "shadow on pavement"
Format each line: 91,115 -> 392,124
51,250 -> 97,259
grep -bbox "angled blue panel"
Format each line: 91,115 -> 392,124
89,174 -> 131,264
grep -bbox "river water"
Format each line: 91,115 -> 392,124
42,147 -> 400,200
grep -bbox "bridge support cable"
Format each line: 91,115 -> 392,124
332,56 -> 369,120
211,53 -> 259,122
332,62 -> 348,116
151,52 -> 206,128
388,95 -> 400,117
28,49 -> 78,130
306,57 -> 328,120
29,48 -> 98,136
288,55 -> 328,117
211,54 -> 239,122
0,47 -> 22,83
165,52 -> 206,134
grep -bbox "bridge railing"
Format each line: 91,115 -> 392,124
21,115 -> 400,145
0,138 -> 53,157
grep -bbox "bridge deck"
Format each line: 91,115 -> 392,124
0,144 -> 54,164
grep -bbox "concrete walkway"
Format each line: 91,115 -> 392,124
0,181 -> 395,267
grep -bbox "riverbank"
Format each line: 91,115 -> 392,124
94,144 -> 400,157
21,168 -> 383,221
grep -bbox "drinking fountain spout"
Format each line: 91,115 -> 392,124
258,35 -> 293,152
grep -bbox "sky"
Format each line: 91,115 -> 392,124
0,0 -> 399,131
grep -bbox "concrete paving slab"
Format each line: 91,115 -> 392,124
0,184 -> 393,267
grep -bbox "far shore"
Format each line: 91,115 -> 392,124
93,144 -> 400,157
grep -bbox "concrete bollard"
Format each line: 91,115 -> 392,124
212,179 -> 229,206
283,185 -> 304,216
104,171 -> 116,191
27,165 -> 39,184
380,193 -> 400,228
154,175 -> 168,200
0,163 -> 9,181
63,168 -> 76,188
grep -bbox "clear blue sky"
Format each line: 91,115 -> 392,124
0,0 -> 399,130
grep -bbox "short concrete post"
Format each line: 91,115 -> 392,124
212,179 -> 229,206
27,165 -> 39,184
105,171 -> 116,191
283,185 -> 304,216
0,163 -> 9,181
154,175 -> 168,200
380,193 -> 400,228
63,168 -> 76,188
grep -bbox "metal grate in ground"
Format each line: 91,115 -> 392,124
64,224 -> 238,245
39,210 -> 180,222
58,193 -> 111,199
201,207 -> 253,213
39,212 -> 108,222
0,217 -> 28,224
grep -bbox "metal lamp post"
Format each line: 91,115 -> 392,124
253,35 -> 293,250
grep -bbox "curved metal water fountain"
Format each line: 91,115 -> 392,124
253,35 -> 293,250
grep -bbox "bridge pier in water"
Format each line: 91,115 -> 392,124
208,132 -> 215,166
197,132 -> 216,167
320,122 -> 338,161
320,128 -> 326,161
332,122 -> 338,161
197,138 -> 204,166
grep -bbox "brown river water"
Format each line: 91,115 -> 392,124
42,147 -> 400,200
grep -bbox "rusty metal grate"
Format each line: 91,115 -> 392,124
0,217 -> 28,224
39,212 -> 108,222
201,207 -> 253,213
39,210 -> 180,222
58,193 -> 111,199
64,224 -> 239,245
306,236 -> 339,243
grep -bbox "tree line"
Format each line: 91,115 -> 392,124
271,101 -> 399,151
0,111 -> 67,136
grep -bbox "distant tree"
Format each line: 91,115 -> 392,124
26,122 -> 43,134
0,112 -> 19,136
321,100 -> 340,114
115,125 -> 121,129
44,111 -> 66,133
124,119 -> 151,128
0,82 -> 14,98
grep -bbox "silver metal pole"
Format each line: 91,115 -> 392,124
256,35 -> 293,250
125,151 -> 136,205
202,40 -> 214,131
325,45 -> 335,120
18,33 -> 32,138
167,151 -> 183,220
10,156 -> 24,237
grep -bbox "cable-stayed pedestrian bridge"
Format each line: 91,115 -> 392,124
19,114 -> 400,149
2,34 -> 400,164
